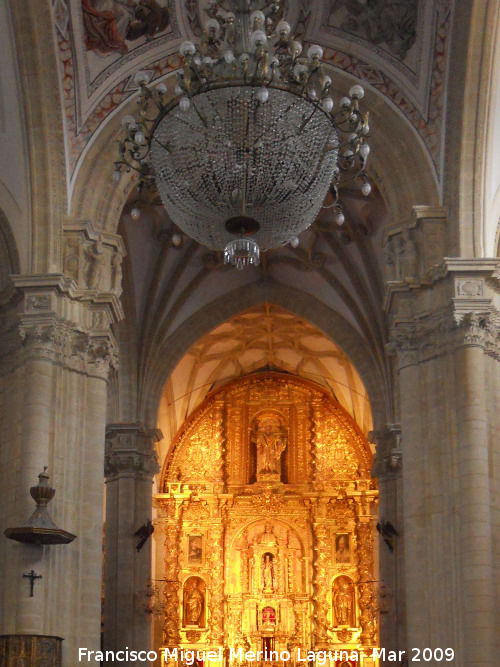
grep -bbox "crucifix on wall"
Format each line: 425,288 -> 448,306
23,570 -> 42,597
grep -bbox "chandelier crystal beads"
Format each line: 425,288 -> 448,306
114,0 -> 371,268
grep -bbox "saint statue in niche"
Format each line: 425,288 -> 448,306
184,578 -> 204,626
251,414 -> 287,482
332,576 -> 354,626
262,553 -> 275,593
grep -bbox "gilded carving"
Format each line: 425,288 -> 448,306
156,373 -> 378,657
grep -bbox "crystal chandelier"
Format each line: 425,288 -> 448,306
113,0 -> 371,269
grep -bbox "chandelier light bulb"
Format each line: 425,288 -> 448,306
307,45 -> 324,60
289,40 -> 303,57
179,97 -> 191,111
206,18 -> 220,36
320,97 -> 333,113
363,124 -> 370,135
340,97 -> 351,108
133,71 -> 150,86
290,236 -> 300,248
361,182 -> 372,196
172,233 -> 182,246
359,143 -> 370,158
134,131 -> 146,145
250,30 -> 268,50
156,82 -> 167,95
276,20 -> 291,36
174,83 -> 183,95
112,169 -> 121,182
349,84 -> 365,99
239,53 -> 250,62
224,50 -> 235,64
180,41 -> 196,57
131,207 -> 141,221
335,212 -> 345,225
257,88 -> 269,103
251,10 -> 266,27
121,115 -> 137,130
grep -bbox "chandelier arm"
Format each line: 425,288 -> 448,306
150,135 -> 171,154
185,90 -> 209,128
299,97 -> 322,134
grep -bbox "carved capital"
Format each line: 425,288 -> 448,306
386,259 -> 500,367
8,274 -> 120,378
105,422 -> 162,481
369,425 -> 402,479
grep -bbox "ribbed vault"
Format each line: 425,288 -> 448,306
157,303 -> 373,458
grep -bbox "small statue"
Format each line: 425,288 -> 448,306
333,577 -> 354,626
111,251 -> 123,296
184,579 -> 204,626
262,553 -> 275,593
252,415 -> 287,481
86,240 -> 107,291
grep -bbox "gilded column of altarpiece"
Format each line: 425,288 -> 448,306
155,373 -> 378,666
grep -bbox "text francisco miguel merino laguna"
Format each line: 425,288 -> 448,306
79,647 -> 397,663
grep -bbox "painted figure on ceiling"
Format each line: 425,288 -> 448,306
82,0 -> 170,55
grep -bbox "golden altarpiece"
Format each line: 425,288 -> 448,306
154,373 -> 379,667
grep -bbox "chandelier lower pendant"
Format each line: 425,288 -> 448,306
114,1 -> 372,268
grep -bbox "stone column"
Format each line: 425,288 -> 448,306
370,426 -> 405,656
103,423 -> 161,662
0,268 -> 123,665
386,258 -> 500,666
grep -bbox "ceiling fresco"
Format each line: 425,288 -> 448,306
50,0 -> 452,197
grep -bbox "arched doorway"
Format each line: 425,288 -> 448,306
154,372 -> 379,666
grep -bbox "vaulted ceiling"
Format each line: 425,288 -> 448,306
157,303 -> 373,457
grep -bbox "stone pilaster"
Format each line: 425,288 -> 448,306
385,258 -> 500,667
0,271 -> 121,665
103,423 -> 161,663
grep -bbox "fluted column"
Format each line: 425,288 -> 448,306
103,423 -> 161,663
386,257 -> 500,667
0,268 -> 122,665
